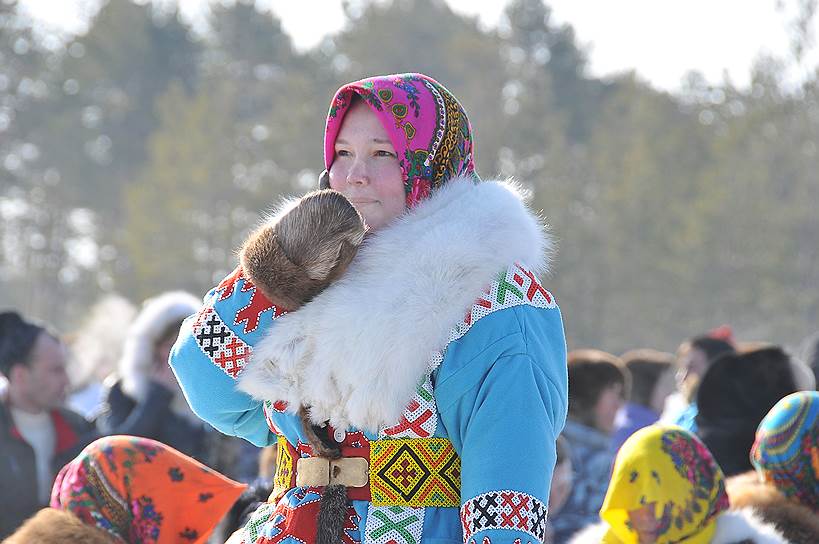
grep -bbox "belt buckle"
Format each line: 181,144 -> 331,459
295,457 -> 369,488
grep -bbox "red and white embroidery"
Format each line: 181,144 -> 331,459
381,263 -> 556,438
192,307 -> 251,379
460,490 -> 548,543
216,266 -> 287,334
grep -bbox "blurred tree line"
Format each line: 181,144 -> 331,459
1,0 -> 817,354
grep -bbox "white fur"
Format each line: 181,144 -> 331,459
568,510 -> 789,544
711,509 -> 790,544
120,291 -> 201,422
238,177 -> 552,432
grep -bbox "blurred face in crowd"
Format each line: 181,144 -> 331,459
628,503 -> 661,543
548,458 -> 573,516
650,368 -> 677,415
676,347 -> 708,401
329,100 -> 406,230
10,332 -> 69,412
594,382 -> 624,434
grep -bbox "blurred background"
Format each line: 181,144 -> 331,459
1,0 -> 818,354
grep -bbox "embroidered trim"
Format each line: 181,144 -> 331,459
370,438 -> 460,508
364,505 -> 425,544
460,490 -> 548,543
191,307 -> 252,378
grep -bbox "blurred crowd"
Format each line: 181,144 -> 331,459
1,294 -> 818,543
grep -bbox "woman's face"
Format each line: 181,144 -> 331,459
328,100 -> 406,230
628,503 -> 661,543
594,382 -> 624,435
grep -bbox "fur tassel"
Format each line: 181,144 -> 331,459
315,485 -> 349,544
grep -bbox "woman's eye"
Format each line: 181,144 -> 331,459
336,150 -> 351,157
376,150 -> 396,157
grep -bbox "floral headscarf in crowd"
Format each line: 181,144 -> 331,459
51,435 -> 246,544
751,391 -> 819,512
600,425 -> 730,544
322,73 -> 476,207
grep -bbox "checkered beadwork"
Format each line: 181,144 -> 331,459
364,505 -> 425,544
191,307 -> 251,378
370,438 -> 460,508
460,490 -> 548,543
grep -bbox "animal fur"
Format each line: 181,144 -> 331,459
3,508 -> 116,544
240,189 -> 366,311
240,189 -> 365,544
728,471 -> 819,544
239,177 -> 551,433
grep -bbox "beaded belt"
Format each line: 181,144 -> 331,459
272,435 -> 461,508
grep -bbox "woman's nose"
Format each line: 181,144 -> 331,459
347,158 -> 369,185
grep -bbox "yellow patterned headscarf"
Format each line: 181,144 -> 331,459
600,425 -> 730,544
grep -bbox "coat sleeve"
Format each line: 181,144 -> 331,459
436,303 -> 568,544
169,272 -> 282,448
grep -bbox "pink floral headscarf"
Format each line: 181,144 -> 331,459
322,73 -> 476,207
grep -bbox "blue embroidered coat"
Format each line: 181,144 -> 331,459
170,180 -> 568,544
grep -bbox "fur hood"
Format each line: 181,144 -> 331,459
569,509 -> 790,544
119,291 -> 200,420
238,178 -> 552,432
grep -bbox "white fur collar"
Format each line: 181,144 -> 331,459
238,178 -> 551,433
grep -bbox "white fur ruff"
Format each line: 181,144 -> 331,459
120,291 -> 201,423
238,178 -> 552,433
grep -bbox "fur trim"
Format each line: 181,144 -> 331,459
120,291 -> 201,422
712,509 -> 790,544
4,508 -> 116,544
240,190 -> 365,310
729,472 -> 819,544
239,177 -> 551,432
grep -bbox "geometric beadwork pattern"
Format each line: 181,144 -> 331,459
460,490 -> 548,543
379,263 -> 555,439
364,505 -> 425,544
191,306 -> 251,379
215,266 -> 288,335
271,435 -> 295,502
380,373 -> 437,439
370,438 -> 460,508
449,263 -> 556,348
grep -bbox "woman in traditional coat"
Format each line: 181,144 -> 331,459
170,73 -> 568,544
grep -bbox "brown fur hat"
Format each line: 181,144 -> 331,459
728,471 -> 819,544
3,508 -> 116,544
240,190 -> 365,310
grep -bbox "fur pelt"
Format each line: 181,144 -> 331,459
119,290 -> 201,423
239,177 -> 551,433
568,509 -> 789,544
3,508 -> 116,544
241,190 -> 365,311
728,472 -> 819,544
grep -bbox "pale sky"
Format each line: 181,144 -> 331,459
19,0 -> 819,92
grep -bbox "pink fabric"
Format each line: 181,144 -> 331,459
323,73 -> 476,208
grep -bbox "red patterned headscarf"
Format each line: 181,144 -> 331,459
322,73 -> 476,207
51,435 -> 246,544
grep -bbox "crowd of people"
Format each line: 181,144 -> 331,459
1,71 -> 818,544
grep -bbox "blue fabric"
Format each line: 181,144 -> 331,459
672,402 -> 699,434
609,402 -> 659,454
169,274 -> 567,543
550,420 -> 614,543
